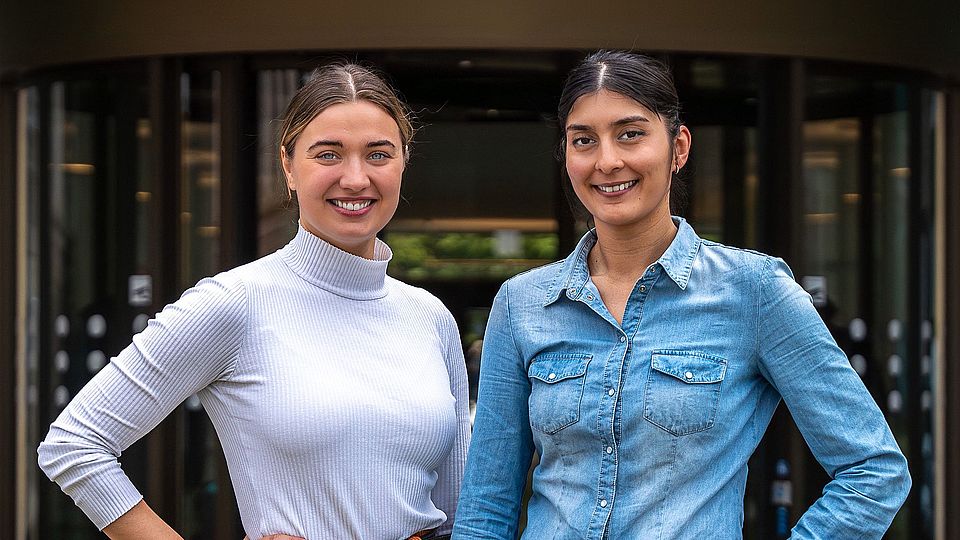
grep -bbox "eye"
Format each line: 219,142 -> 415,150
314,151 -> 339,162
570,136 -> 595,148
619,129 -> 645,141
368,151 -> 392,161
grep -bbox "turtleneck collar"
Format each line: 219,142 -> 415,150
278,224 -> 392,300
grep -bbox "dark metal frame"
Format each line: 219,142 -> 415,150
0,75 -> 19,540
944,87 -> 960,540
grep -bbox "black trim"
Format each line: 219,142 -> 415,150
0,73 -> 18,540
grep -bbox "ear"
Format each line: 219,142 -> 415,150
673,126 -> 692,171
280,145 -> 296,191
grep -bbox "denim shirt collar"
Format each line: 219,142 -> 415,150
543,216 -> 702,306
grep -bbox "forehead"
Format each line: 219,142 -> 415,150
566,89 -> 660,126
302,100 -> 401,137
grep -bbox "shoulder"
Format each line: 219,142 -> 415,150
386,276 -> 454,320
221,251 -> 288,288
499,259 -> 565,300
174,252 -> 290,323
696,239 -> 792,281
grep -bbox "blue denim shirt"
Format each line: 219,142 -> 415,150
453,218 -> 910,540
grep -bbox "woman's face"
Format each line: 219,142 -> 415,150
565,89 -> 690,232
281,100 -> 404,258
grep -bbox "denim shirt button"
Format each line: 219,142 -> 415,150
548,373 -> 557,380
608,388 -> 615,396
619,336 -> 626,343
640,285 -> 647,292
586,294 -> 594,301
685,371 -> 694,380
606,446 -> 613,454
600,499 -> 608,508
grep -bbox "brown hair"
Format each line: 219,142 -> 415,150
278,62 -> 413,166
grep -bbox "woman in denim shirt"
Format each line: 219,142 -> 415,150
453,51 -> 910,539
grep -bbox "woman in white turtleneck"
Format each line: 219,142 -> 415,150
38,63 -> 470,540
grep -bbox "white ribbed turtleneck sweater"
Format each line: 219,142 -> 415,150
38,225 -> 470,539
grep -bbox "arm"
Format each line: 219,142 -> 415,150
431,307 -> 471,535
38,275 -> 246,532
102,501 -> 182,539
756,258 -> 911,538
452,282 -> 535,539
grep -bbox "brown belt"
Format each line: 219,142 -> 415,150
408,529 -> 449,540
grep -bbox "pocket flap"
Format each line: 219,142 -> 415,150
651,351 -> 727,384
528,353 -> 592,384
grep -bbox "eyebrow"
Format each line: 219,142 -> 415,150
565,115 -> 651,132
304,139 -> 397,153
305,140 -> 342,153
366,140 -> 397,149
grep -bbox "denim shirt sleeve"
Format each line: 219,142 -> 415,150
756,258 -> 911,538
452,281 -> 535,539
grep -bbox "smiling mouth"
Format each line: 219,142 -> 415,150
596,180 -> 638,194
331,200 -> 374,211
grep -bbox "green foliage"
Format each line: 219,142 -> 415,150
386,230 -> 559,281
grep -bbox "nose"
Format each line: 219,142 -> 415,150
595,141 -> 623,174
339,157 -> 370,191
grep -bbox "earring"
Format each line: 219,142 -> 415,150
674,163 -> 680,175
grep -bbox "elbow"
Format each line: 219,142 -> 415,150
892,451 -> 912,507
37,427 -> 70,481
37,424 -> 110,484
865,445 -> 912,513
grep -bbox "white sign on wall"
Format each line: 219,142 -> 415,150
801,275 -> 828,308
128,275 -> 153,307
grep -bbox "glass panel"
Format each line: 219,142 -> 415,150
688,126 -> 724,241
256,69 -> 300,256
179,69 -> 238,539
872,85 -> 912,537
38,74 -> 156,539
17,85 -> 41,540
802,117 -> 862,323
797,74 -> 927,540
180,71 -> 222,286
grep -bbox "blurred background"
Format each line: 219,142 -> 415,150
1,1 -> 958,538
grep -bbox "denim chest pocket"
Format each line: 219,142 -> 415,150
527,353 -> 592,434
643,350 -> 727,436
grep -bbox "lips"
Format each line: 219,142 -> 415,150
595,180 -> 638,194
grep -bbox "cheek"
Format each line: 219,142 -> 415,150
565,155 -> 592,184
372,169 -> 404,203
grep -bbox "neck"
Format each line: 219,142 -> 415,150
589,213 -> 678,280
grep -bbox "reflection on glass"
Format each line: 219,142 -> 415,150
179,69 -> 236,539
257,69 -> 301,256
689,126 -> 723,241
872,86 -> 912,538
802,117 -> 861,325
37,75 -> 155,539
17,85 -> 41,539
180,71 -> 222,287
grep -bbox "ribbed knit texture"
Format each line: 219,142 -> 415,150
38,224 -> 471,539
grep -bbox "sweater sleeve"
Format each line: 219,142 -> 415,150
37,273 -> 246,530
431,304 -> 471,535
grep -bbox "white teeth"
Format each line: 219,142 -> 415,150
333,200 -> 373,211
599,181 -> 637,193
